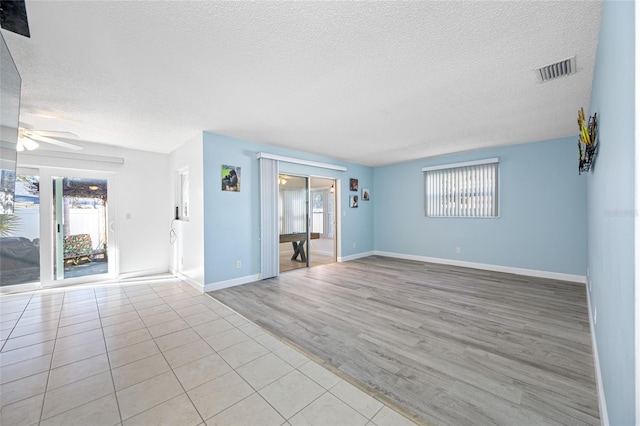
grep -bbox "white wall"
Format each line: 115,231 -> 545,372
169,133 -> 204,289
18,141 -> 171,277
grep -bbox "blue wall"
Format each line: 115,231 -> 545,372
202,132 -> 373,285
587,1 -> 635,424
374,137 -> 587,276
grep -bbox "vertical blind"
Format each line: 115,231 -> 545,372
424,160 -> 498,217
279,188 -> 308,234
259,158 -> 279,279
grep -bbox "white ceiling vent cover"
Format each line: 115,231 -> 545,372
536,56 -> 577,82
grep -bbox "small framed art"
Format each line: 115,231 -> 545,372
221,165 -> 241,192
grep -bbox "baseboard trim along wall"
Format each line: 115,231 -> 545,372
586,279 -> 610,425
338,251 -> 375,262
118,267 -> 169,281
171,269 -> 204,292
203,273 -> 262,293
373,251 -> 586,284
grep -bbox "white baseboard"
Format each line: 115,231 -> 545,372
204,273 -> 262,292
373,251 -> 586,284
586,282 -> 609,425
0,282 -> 41,294
338,251 -> 375,262
170,269 -> 204,293
118,267 -> 169,281
1,268 -> 174,295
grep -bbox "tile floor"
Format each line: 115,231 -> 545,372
0,278 -> 419,426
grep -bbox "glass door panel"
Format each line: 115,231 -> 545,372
52,176 -> 109,280
278,175 -> 309,273
0,172 -> 40,286
309,177 -> 337,268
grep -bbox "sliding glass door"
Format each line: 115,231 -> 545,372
0,169 -> 40,287
309,177 -> 337,267
279,175 -> 309,272
52,175 -> 113,281
0,168 -> 117,289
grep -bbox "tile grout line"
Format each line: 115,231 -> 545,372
37,289 -> 66,424
37,288 -> 121,423
146,284 -> 207,425
0,293 -> 34,353
99,284 -> 127,425
115,283 -> 206,423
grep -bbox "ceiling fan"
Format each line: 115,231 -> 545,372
18,125 -> 83,151
2,3 -> 82,152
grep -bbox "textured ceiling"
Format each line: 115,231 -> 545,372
2,1 -> 602,166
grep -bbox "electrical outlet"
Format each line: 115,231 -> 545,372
352,242 -> 356,248
455,247 -> 461,254
594,307 -> 597,325
236,260 -> 242,269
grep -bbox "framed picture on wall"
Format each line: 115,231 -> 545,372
350,178 -> 358,192
362,188 -> 370,201
222,165 -> 241,192
350,194 -> 358,208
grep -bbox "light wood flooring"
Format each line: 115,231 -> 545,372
211,256 -> 600,426
279,241 -> 335,273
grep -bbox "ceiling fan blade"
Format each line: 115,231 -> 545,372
34,130 -> 79,139
27,134 -> 83,151
0,0 -> 30,38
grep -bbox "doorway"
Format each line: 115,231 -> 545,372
0,168 -> 116,290
278,174 -> 336,273
52,175 -> 111,281
278,175 -> 308,272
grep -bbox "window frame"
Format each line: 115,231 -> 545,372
422,157 -> 499,218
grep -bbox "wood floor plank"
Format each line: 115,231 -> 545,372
210,256 -> 599,426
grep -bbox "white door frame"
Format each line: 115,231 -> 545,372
38,168 -> 118,288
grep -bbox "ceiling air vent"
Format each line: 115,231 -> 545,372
536,56 -> 576,82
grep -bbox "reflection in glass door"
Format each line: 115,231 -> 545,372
0,172 -> 40,287
309,177 -> 337,267
279,175 -> 309,273
53,176 -> 109,280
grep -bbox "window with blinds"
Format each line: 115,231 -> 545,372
423,158 -> 499,217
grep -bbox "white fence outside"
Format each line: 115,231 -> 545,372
10,206 -> 105,249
